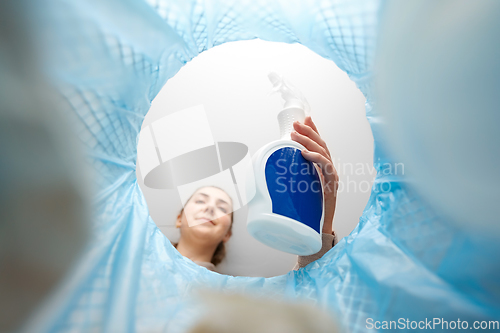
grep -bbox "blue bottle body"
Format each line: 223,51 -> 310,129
246,138 -> 324,256
265,147 -> 323,234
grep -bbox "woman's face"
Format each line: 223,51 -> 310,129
176,187 -> 233,245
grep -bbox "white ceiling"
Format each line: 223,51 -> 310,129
137,38 -> 374,277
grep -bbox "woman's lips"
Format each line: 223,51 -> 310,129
198,218 -> 215,225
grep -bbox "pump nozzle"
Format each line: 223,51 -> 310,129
268,72 -> 312,139
267,71 -> 311,116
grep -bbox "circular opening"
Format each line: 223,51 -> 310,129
137,39 -> 374,277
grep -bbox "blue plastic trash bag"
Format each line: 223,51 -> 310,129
4,0 -> 498,332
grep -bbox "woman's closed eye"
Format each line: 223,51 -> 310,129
196,200 -> 227,213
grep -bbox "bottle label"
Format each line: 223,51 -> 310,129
265,147 -> 323,233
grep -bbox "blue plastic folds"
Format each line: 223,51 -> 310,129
21,0 -> 499,332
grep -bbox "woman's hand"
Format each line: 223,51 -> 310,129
290,116 -> 339,234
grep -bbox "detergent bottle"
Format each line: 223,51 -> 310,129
246,72 -> 324,256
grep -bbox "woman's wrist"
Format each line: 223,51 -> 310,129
321,215 -> 333,234
322,194 -> 336,234
322,225 -> 333,234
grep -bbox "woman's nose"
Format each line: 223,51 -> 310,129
204,204 -> 215,215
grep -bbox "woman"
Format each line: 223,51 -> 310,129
174,116 -> 339,272
174,185 -> 234,271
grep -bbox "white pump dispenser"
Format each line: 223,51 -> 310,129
268,72 -> 311,140
245,72 -> 324,256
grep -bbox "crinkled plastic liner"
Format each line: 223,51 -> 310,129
25,0 -> 500,332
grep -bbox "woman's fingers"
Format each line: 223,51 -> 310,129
292,121 -> 330,158
304,115 -> 319,134
293,117 -> 331,157
304,116 -> 331,156
290,115 -> 338,196
301,149 -> 336,179
301,150 -> 338,195
291,130 -> 327,158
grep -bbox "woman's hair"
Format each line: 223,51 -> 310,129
175,186 -> 234,266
